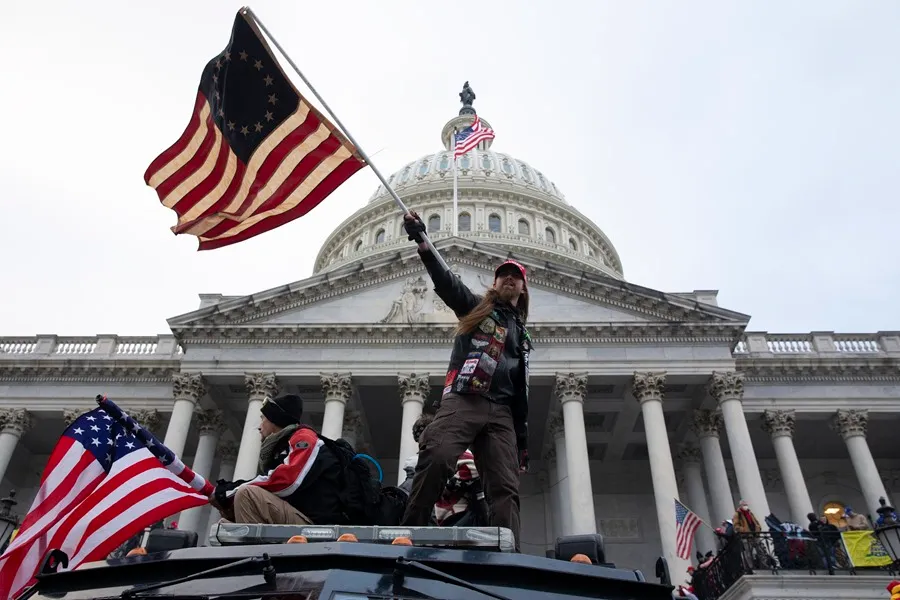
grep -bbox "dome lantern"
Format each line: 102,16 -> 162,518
441,81 -> 495,152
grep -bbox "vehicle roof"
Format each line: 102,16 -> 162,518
35,542 -> 674,599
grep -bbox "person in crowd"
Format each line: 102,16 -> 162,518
807,512 -> 840,570
400,211 -> 532,550
210,394 -> 348,526
842,506 -> 871,530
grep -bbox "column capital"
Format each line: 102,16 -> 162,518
63,408 -> 92,427
676,444 -> 702,465
321,372 -> 353,404
245,372 -> 280,402
691,409 -> 723,439
547,413 -> 565,440
632,372 -> 666,403
132,409 -> 162,435
219,440 -> 239,463
708,371 -> 744,404
762,409 -> 796,438
543,446 -> 557,461
172,372 -> 207,405
554,372 -> 587,405
197,409 -> 226,436
398,373 -> 430,404
831,409 -> 868,440
0,409 -> 33,437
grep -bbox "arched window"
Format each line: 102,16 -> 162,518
458,212 -> 471,232
569,238 -> 578,252
354,240 -> 363,252
375,229 -> 386,244
517,219 -> 530,235
488,214 -> 502,233
428,214 -> 441,232
823,501 -> 847,527
545,227 -> 556,244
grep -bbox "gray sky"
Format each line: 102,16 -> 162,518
2,1 -> 897,336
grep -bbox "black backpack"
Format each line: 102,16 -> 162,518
308,428 -> 407,527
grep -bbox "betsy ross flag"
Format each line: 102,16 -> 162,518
453,114 -> 495,158
144,10 -> 367,250
675,498 -> 702,560
0,397 -> 213,599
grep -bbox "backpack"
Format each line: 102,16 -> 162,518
305,427 -> 407,527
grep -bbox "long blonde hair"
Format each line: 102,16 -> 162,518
455,288 -> 529,336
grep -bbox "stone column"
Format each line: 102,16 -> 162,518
341,409 -> 363,449
0,410 -> 32,483
397,373 -> 429,484
763,410 -> 814,523
709,371 -> 769,518
831,409 -> 889,517
178,409 -> 225,535
320,373 -> 352,440
633,372 -> 683,574
539,470 -> 555,553
692,409 -> 735,525
548,414 -> 574,536
554,373 -> 596,535
677,445 -> 716,555
204,441 -> 238,545
163,372 -> 206,457
234,373 -> 279,481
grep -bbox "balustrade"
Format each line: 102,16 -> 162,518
733,332 -> 899,357
0,335 -> 182,357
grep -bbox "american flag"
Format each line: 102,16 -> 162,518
675,498 -> 702,560
0,397 -> 212,599
144,10 -> 367,250
453,114 -> 495,158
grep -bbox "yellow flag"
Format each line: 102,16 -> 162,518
841,530 -> 892,567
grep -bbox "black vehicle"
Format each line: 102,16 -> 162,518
20,524 -> 676,599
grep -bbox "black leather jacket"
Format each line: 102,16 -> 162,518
419,249 -> 531,449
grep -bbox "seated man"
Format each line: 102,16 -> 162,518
211,394 -> 346,525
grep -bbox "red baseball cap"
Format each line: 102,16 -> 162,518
495,260 -> 527,285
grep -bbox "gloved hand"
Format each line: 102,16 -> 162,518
403,211 -> 427,244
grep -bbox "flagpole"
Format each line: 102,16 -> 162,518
242,6 -> 450,272
452,153 -> 459,237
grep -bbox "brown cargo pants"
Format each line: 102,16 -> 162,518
228,485 -> 313,525
401,392 -> 521,550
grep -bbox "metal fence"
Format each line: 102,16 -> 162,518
691,531 -> 893,600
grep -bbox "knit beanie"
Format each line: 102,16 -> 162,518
261,394 -> 304,428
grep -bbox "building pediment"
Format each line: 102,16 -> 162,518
168,240 -> 750,342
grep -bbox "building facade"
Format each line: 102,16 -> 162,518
2,97 -> 899,598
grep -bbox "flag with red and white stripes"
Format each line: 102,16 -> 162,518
0,397 -> 212,599
144,10 -> 367,250
675,498 -> 702,560
453,114 -> 495,158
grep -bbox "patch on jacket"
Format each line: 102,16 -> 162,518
478,319 -> 495,334
295,441 -> 310,450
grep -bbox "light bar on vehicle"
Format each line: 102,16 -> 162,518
208,523 -> 516,553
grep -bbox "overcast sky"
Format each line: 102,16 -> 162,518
1,1 -> 897,336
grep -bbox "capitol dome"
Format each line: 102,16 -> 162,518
313,89 -> 624,279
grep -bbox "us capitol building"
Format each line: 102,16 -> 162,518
2,87 -> 899,599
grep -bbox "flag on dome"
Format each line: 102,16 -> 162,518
143,10 -> 367,250
0,397 -> 212,600
674,498 -> 702,560
454,114 -> 495,158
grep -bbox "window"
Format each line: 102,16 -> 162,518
438,154 -> 450,171
517,219 -> 530,235
375,229 -> 386,244
458,212 -> 471,232
569,238 -> 578,251
417,159 -> 431,177
428,214 -> 441,232
354,240 -> 363,252
459,155 -> 471,170
545,227 -> 556,244
481,154 -> 492,170
823,501 -> 847,527
488,214 -> 502,232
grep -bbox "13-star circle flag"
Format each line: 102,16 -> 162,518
144,10 -> 367,250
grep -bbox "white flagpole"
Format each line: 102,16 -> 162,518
242,6 -> 450,271
452,151 -> 459,237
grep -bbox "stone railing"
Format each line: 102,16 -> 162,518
0,335 -> 183,357
733,332 -> 900,357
